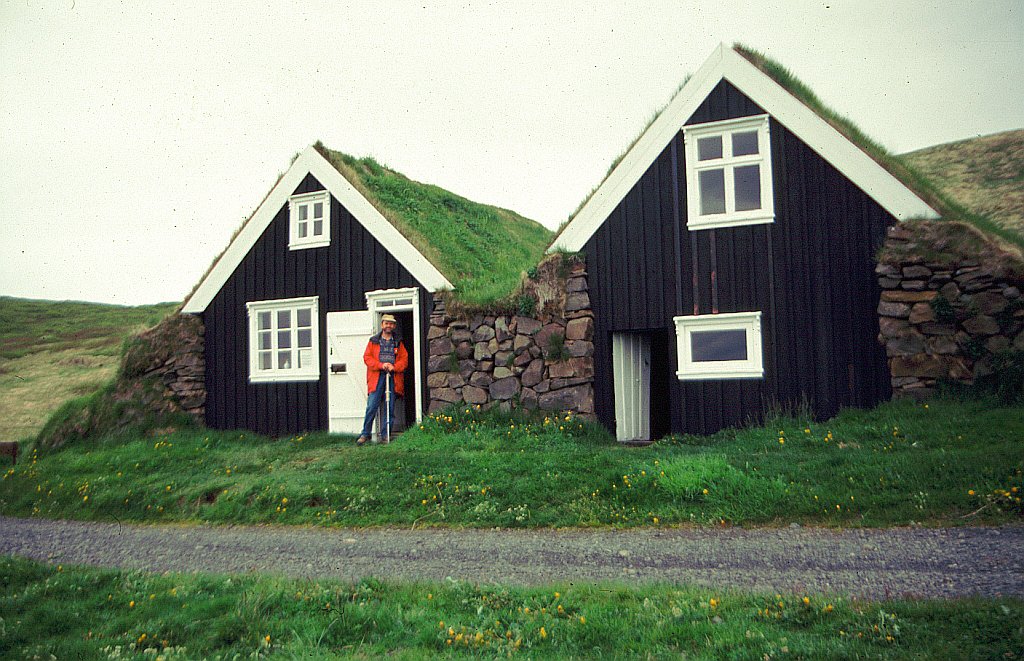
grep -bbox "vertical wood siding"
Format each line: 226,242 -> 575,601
586,80 -> 892,436
203,173 -> 432,436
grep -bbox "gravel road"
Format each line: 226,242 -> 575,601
3,516 -> 1022,600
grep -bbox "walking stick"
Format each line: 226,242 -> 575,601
384,371 -> 391,443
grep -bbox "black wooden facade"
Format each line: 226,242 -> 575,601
585,80 -> 893,436
202,173 -> 433,436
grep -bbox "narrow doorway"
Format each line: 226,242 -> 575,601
392,309 -> 416,433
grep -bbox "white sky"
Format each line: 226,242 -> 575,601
2,1 -> 1022,305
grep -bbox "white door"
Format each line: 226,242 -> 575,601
613,332 -> 651,442
326,311 -> 373,434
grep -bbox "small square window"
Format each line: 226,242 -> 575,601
288,191 -> 331,250
674,311 -> 763,380
683,115 -> 774,230
247,297 -> 320,382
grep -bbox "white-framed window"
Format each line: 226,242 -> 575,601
683,114 -> 774,230
674,311 -> 764,380
288,190 -> 331,249
247,296 -> 320,382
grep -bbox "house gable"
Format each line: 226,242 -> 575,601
551,44 -> 939,253
181,146 -> 451,314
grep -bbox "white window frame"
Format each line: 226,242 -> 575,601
683,114 -> 774,230
247,296 -> 320,383
288,190 -> 331,250
674,311 -> 763,380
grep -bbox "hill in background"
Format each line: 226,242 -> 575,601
902,129 -> 1024,240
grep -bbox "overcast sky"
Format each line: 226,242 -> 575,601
2,1 -> 1022,305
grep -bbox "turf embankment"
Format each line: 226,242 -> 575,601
2,396 -> 1021,528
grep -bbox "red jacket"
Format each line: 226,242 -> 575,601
363,334 -> 408,396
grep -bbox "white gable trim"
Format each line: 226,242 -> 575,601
550,45 -> 939,253
181,146 -> 452,313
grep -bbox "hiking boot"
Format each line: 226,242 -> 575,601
356,435 -> 368,446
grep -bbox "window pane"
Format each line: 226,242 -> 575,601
313,202 -> 323,218
298,348 -> 311,369
278,351 -> 292,370
697,136 -> 722,161
734,164 -> 762,212
691,329 -> 748,362
257,311 -> 271,330
258,331 -> 272,350
296,308 -> 311,327
312,220 -> 322,236
395,298 -> 413,305
297,328 -> 312,348
258,351 -> 272,370
698,169 -> 726,215
298,205 -> 308,221
277,310 -> 291,329
277,330 -> 291,349
298,222 -> 307,238
732,130 -> 759,156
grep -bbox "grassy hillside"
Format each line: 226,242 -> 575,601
316,145 -> 554,306
0,297 -> 177,441
902,129 -> 1024,240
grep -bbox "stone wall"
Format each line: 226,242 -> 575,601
119,313 -> 207,422
876,223 -> 1024,398
426,258 -> 595,416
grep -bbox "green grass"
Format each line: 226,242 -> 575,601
315,145 -> 553,306
3,397 -> 1021,528
0,297 -> 178,442
3,556 -> 1021,660
0,296 -> 177,361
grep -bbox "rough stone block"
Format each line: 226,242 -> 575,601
908,302 -> 935,324
878,301 -> 911,318
433,387 -> 460,403
493,366 -> 513,379
901,280 -> 927,292
890,355 -> 948,378
567,340 -> 594,358
565,292 -> 591,312
469,371 -> 494,388
427,372 -> 449,388
548,360 -> 575,378
566,316 -> 594,341
495,317 -> 513,342
513,350 -> 533,367
427,355 -> 452,373
521,387 -> 539,409
473,342 -> 493,361
972,291 -> 1008,315
878,317 -> 910,338
939,282 -> 961,301
881,290 -> 937,303
926,336 -> 958,355
429,337 -> 453,356
451,329 -> 473,344
472,325 -> 496,342
985,335 -> 1010,353
567,276 -> 588,293
514,317 -> 543,335
539,384 -> 593,413
902,265 -> 932,279
886,333 -> 926,357
455,341 -> 473,359
534,379 -> 551,393
521,359 -> 544,387
462,385 -> 488,404
568,357 -> 594,379
427,325 -> 446,340
919,322 -> 956,336
489,377 -> 520,401
513,334 -> 533,352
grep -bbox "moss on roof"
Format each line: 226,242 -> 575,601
314,144 -> 552,306
733,44 -> 1023,253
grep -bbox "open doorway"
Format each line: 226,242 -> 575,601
392,309 -> 416,433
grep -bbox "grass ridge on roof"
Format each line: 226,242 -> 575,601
314,143 -> 552,306
734,43 -> 1024,252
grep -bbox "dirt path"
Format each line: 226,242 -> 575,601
3,516 -> 1022,600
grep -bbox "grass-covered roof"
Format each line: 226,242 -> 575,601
314,144 -> 552,306
733,44 -> 1024,252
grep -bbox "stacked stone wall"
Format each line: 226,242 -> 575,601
877,224 -> 1024,398
119,313 -> 207,422
426,260 -> 595,416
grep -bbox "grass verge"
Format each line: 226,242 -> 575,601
2,556 -> 1021,659
2,396 -> 1021,528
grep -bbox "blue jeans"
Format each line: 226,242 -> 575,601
361,372 -> 396,438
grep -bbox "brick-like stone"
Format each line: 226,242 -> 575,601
513,334 -> 532,352
451,329 -> 472,344
489,377 -> 520,401
880,290 -> 937,303
566,316 -> 594,341
433,387 -> 460,403
875,263 -> 900,277
473,342 -> 493,361
919,322 -> 957,336
513,350 -> 533,367
493,366 -> 513,379
427,325 -> 446,340
448,373 -> 466,388
939,282 -> 961,301
902,265 -> 932,279
567,340 -> 594,358
521,387 -> 539,409
878,301 -> 912,318
548,360 -> 575,378
427,372 -> 449,388
927,336 -> 959,355
429,337 -> 453,356
427,355 -> 452,373
901,280 -> 927,292
962,315 -> 1000,336
986,335 -> 1010,353
972,291 -> 1008,315
534,379 -> 551,393
567,276 -> 588,293
455,341 -> 473,359
494,350 -> 514,367
908,302 -> 935,324
886,333 -> 926,357
469,371 -> 494,388
535,323 -> 564,353
890,355 -> 947,378
568,357 -> 594,379
878,317 -> 911,338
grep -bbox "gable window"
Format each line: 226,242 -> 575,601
288,190 -> 331,249
247,297 -> 319,382
674,311 -> 763,379
683,115 -> 774,230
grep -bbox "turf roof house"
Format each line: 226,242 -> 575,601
181,146 -> 549,436
552,44 -> 939,441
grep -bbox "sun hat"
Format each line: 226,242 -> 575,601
381,313 -> 397,324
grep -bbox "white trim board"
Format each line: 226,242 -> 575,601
550,44 -> 939,253
181,147 -> 452,314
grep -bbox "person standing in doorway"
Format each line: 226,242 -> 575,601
357,314 -> 408,446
